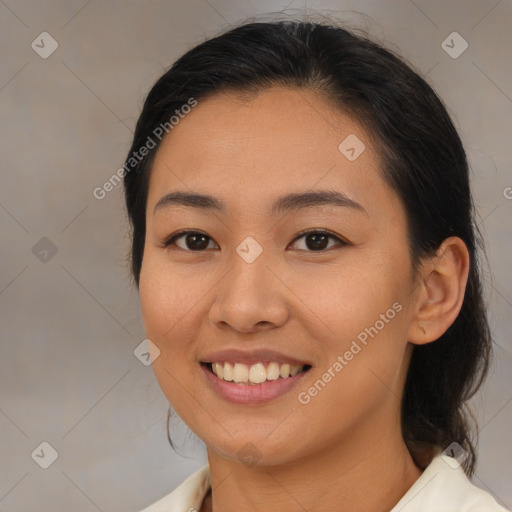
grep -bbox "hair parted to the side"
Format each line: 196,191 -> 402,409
123,17 -> 492,476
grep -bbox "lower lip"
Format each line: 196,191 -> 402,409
201,364 -> 311,404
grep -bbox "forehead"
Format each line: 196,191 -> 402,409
152,86 -> 373,168
146,86 -> 400,223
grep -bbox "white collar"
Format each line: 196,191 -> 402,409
140,452 -> 509,511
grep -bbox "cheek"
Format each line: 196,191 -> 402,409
301,256 -> 405,339
138,256 -> 196,392
139,252 -> 194,339
296,303 -> 409,437
302,256 -> 411,404
138,250 -> 218,379
138,257 -> 202,415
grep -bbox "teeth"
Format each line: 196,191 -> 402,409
279,363 -> 291,378
248,362 -> 266,384
223,362 -> 234,381
233,363 -> 249,383
290,364 -> 302,376
266,362 -> 280,380
211,361 -> 306,384
213,362 -> 224,379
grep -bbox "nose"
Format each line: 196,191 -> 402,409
208,248 -> 289,334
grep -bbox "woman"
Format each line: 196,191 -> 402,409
123,18 -> 509,512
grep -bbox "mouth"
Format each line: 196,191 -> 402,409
201,361 -> 312,386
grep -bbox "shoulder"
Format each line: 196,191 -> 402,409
391,452 -> 510,512
139,465 -> 211,512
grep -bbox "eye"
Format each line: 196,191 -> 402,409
289,229 -> 348,252
164,230 -> 218,251
163,229 -> 348,252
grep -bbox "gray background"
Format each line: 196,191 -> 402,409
1,1 -> 511,510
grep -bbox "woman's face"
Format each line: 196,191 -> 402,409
139,86 -> 420,466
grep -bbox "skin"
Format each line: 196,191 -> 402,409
138,86 -> 470,512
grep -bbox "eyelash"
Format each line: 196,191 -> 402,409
162,228 -> 348,252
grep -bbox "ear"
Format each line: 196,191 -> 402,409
407,236 -> 470,345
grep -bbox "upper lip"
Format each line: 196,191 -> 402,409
201,348 -> 312,367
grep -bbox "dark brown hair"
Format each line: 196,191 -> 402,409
123,19 -> 492,476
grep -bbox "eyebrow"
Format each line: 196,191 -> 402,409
153,189 -> 368,216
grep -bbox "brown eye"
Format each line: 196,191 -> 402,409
164,229 -> 347,253
165,231 -> 217,251
290,230 -> 347,252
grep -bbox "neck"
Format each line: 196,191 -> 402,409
204,421 -> 423,512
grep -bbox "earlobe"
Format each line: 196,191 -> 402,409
408,236 -> 470,345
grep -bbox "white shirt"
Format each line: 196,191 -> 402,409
139,452 -> 510,511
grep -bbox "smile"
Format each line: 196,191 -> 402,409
201,361 -> 312,404
206,361 -> 311,385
